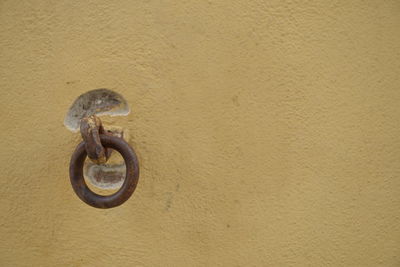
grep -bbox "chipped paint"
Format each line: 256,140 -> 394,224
64,89 -> 130,132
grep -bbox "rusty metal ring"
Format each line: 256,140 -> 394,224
69,134 -> 139,208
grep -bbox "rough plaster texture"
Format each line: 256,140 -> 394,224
1,1 -> 400,266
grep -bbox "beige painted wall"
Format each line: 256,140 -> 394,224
1,1 -> 400,266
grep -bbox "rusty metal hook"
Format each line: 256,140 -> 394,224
80,115 -> 109,164
69,116 -> 139,208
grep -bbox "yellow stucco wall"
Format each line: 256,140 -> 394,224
1,1 -> 400,266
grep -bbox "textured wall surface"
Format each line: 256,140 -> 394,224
1,1 -> 400,266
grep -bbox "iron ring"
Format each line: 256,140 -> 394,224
69,134 -> 139,208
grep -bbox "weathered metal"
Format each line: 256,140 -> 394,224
69,134 -> 139,208
80,115 -> 108,164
